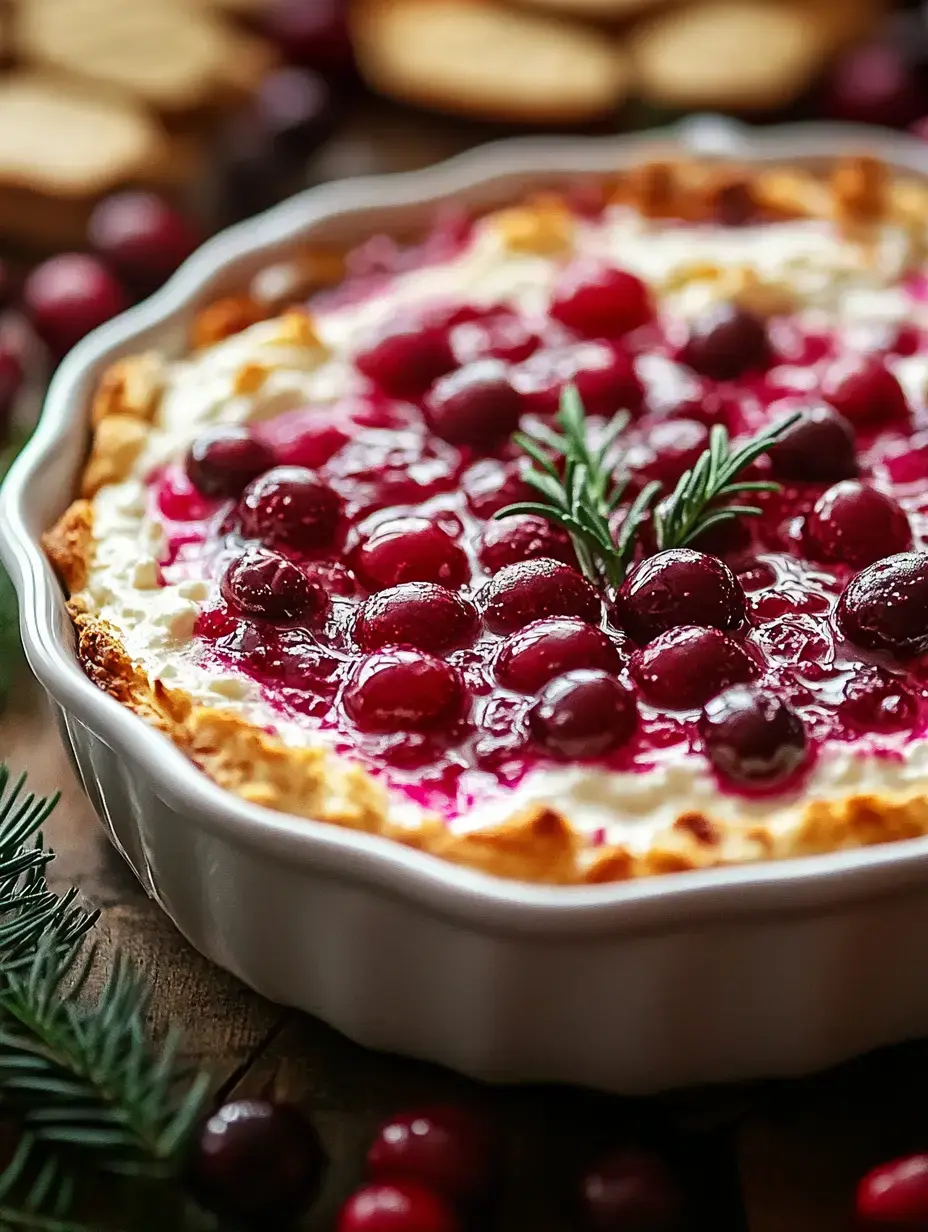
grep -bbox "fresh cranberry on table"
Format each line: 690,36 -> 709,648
856,1152 -> 928,1227
88,191 -> 200,294
530,670 -> 638,760
462,459 -> 533,519
450,311 -> 540,365
495,618 -> 622,693
186,427 -> 276,498
764,402 -> 859,483
23,254 -> 128,358
514,342 -> 644,418
615,549 -> 746,643
477,558 -> 601,634
477,514 -> 576,573
0,329 -> 24,434
238,465 -> 343,551
354,519 -> 469,591
837,552 -> 928,658
254,67 -> 336,163
188,1098 -> 326,1224
356,316 -> 455,400
220,549 -> 328,623
805,481 -> 911,569
630,626 -> 757,709
261,0 -> 355,77
365,1106 -> 497,1207
825,42 -> 926,128
338,1180 -> 460,1232
343,651 -> 463,733
821,355 -> 909,426
680,304 -> 770,381
699,685 -> 807,787
550,261 -> 653,339
627,419 -> 710,486
424,360 -> 523,448
354,583 -> 478,653
577,1145 -> 683,1232
838,665 -> 916,732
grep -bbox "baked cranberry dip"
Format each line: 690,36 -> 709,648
43,156 -> 928,884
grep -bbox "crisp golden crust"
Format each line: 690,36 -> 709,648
43,500 -> 95,593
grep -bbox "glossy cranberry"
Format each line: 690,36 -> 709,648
462,459 -> 533,519
495,618 -> 621,693
255,67 -> 336,163
354,584 -> 478,652
88,192 -> 200,294
630,626 -> 756,709
578,1146 -> 683,1232
514,342 -> 644,418
837,552 -> 928,658
530,670 -> 638,760
188,1099 -> 326,1224
343,651 -> 463,733
220,549 -> 327,623
450,311 -> 539,365
356,318 -> 455,400
825,43 -> 926,128
424,360 -> 522,448
765,402 -> 858,482
838,665 -> 916,732
261,407 -> 348,469
239,466 -> 343,551
857,1153 -> 928,1227
186,427 -> 276,498
629,419 -> 709,486
262,0 -> 354,77
366,1106 -> 496,1206
681,304 -> 770,381
477,559 -> 601,634
478,515 -> 576,573
699,686 -> 807,787
805,481 -> 911,569
24,254 -> 128,358
822,355 -> 909,426
550,261 -> 653,339
616,549 -> 746,643
355,519 -> 469,591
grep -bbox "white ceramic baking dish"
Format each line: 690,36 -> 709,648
5,116 -> 928,1095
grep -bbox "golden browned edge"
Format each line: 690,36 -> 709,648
40,154 -> 928,885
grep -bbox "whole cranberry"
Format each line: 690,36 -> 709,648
338,1183 -> 459,1232
186,427 -> 276,498
24,254 -> 128,358
356,318 -> 455,400
354,584 -> 478,653
262,0 -> 355,77
530,670 -> 638,760
343,652 -> 463,733
88,192 -> 200,294
450,311 -> 539,365
825,42 -> 926,128
239,466 -> 343,551
220,549 -> 327,623
765,402 -> 859,483
805,481 -> 911,569
550,261 -> 653,339
495,618 -> 621,693
616,549 -> 746,643
0,330 -> 24,434
255,67 -> 336,163
629,419 -> 710,486
699,686 -> 807,787
354,519 -> 469,591
630,626 -> 756,709
681,304 -> 770,381
578,1146 -> 683,1232
822,355 -> 909,426
424,360 -> 523,448
837,552 -> 928,657
477,559 -> 601,634
188,1099 -> 326,1224
462,459 -> 532,519
857,1152 -> 928,1227
514,342 -> 644,418
478,515 -> 576,573
365,1106 -> 496,1207
839,665 -> 916,732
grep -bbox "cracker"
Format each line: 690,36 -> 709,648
352,0 -> 630,123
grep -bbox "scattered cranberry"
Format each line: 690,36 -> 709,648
578,1146 -> 683,1232
354,519 -> 469,591
514,342 -> 644,418
424,360 -> 522,448
765,402 -> 859,483
699,686 -> 807,787
338,1180 -> 460,1232
495,618 -> 621,693
0,330 -> 24,433
478,515 -> 576,573
857,1152 -> 928,1227
628,419 -> 709,486
462,459 -> 532,519
186,427 -> 276,498
354,584 -> 478,653
477,559 -> 601,634
450,311 -> 539,365
825,42 -> 926,128
366,1106 -> 497,1206
262,0 -> 355,77
837,552 -> 928,658
550,261 -> 652,339
356,317 -> 455,400
616,549 -> 746,643
220,549 -> 327,623
630,626 -> 756,709
839,665 -> 916,732
805,481 -> 911,569
188,1099 -> 326,1225
239,466 -> 343,551
24,254 -> 128,358
681,304 -> 770,381
530,670 -> 638,760
88,192 -> 200,294
255,67 -> 336,163
344,651 -> 463,733
822,355 -> 909,426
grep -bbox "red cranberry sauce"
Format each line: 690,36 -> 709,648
148,208 -> 928,819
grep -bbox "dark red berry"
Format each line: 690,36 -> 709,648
88,192 -> 200,293
477,559 -> 601,634
255,67 -> 336,163
628,419 -> 709,486
681,304 -> 770,381
857,1153 -> 928,1227
343,652 -> 463,733
450,311 -> 539,365
186,427 -> 276,498
550,261 -> 652,339
477,515 -> 576,573
357,318 -> 455,399
354,584 -> 478,653
189,1099 -> 326,1225
699,685 -> 807,787
338,1181 -> 459,1232
616,549 -> 746,643
514,342 -> 644,418
262,0 -> 355,77
495,618 -> 621,693
239,466 -> 343,551
530,670 -> 638,759
354,519 -> 469,591
630,626 -> 756,709
24,254 -> 127,358
462,459 -> 532,519
838,665 -> 916,732
805,481 -> 911,569
424,360 -> 522,448
822,355 -> 909,426
825,42 -> 926,128
220,549 -> 327,623
765,402 -> 859,483
837,552 -> 928,658
366,1106 -> 496,1207
578,1146 -> 683,1232
0,329 -> 24,433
